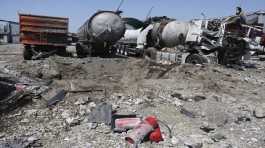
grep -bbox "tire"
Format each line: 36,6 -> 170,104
144,48 -> 157,60
76,43 -> 86,58
23,46 -> 33,60
185,54 -> 208,64
56,47 -> 67,56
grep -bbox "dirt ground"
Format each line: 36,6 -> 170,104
0,44 -> 265,148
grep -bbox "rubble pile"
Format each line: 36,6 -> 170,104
0,44 -> 265,148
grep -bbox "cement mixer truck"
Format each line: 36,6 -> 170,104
117,15 -> 255,65
76,11 -> 126,57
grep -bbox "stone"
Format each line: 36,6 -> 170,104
27,136 -> 38,143
134,98 -> 144,105
174,100 -> 183,107
171,93 -> 183,99
89,102 -> 97,108
87,123 -> 98,129
253,105 -> 265,118
66,117 -> 80,126
180,107 -> 197,118
191,95 -> 207,102
61,110 -> 71,119
234,115 -> 251,124
200,122 -> 216,133
221,95 -> 237,104
74,97 -> 90,105
0,133 -> 5,138
211,133 -> 227,142
79,105 -> 91,116
183,135 -> 203,148
171,136 -> 180,145
172,93 -> 207,102
24,109 -> 38,117
21,118 -> 30,123
251,138 -> 258,142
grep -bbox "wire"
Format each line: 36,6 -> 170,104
158,119 -> 173,138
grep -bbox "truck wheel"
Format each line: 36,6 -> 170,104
185,54 -> 208,64
76,44 -> 86,58
23,46 -> 33,60
56,47 -> 67,56
144,48 -> 157,60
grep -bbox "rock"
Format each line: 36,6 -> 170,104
27,136 -> 38,143
184,140 -> 203,148
134,98 -> 144,105
200,122 -> 216,133
66,117 -> 80,126
0,133 -> 5,138
172,93 -> 207,102
89,102 -> 96,108
74,97 -> 90,105
174,100 -> 183,107
8,111 -> 22,118
24,109 -> 38,117
191,95 -> 207,102
234,115 -> 251,124
250,137 -> 258,142
221,95 -> 237,104
171,136 -> 180,145
253,104 -> 265,118
61,110 -> 71,119
87,123 -> 98,129
79,105 -> 91,116
183,135 -> 203,148
215,142 -> 233,148
21,118 -> 30,123
171,93 -> 183,99
211,133 -> 227,142
180,107 -> 197,118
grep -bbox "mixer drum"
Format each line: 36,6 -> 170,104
89,11 -> 126,43
161,21 -> 189,47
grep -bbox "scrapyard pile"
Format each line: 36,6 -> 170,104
1,7 -> 265,148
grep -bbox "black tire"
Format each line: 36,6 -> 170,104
56,47 -> 67,56
76,43 -> 86,58
23,46 -> 33,60
185,54 -> 208,64
144,48 -> 157,60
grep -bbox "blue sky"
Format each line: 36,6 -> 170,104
1,0 -> 264,32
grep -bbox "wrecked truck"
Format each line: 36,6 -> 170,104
19,14 -> 69,60
116,11 -> 265,65
76,11 -> 126,57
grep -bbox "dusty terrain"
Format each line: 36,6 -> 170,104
0,44 -> 265,148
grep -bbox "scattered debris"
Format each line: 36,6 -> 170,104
0,3 -> 265,148
180,107 -> 197,118
87,102 -> 112,125
111,114 -> 141,132
47,89 -> 67,107
125,116 -> 163,145
0,76 -> 49,112
0,136 -> 41,148
46,88 -> 104,107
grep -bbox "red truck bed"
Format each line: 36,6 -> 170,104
19,14 -> 69,47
